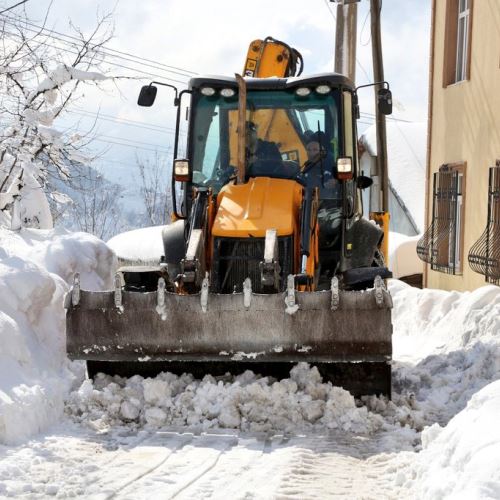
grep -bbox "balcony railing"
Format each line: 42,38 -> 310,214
417,170 -> 462,275
468,165 -> 500,285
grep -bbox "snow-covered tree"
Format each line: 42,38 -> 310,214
67,165 -> 124,240
136,152 -> 172,226
0,8 -> 113,229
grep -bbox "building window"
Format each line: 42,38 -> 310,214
468,163 -> 500,285
443,0 -> 473,86
417,163 -> 466,275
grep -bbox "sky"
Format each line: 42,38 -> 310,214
0,0 -> 431,212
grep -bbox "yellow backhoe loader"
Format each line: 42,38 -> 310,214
65,38 -> 394,397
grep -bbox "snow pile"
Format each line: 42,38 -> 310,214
107,225 -> 165,265
380,280 -> 500,495
0,228 -> 115,445
67,363 -> 392,435
406,381 -> 500,499
388,232 -> 422,279
388,280 -> 500,424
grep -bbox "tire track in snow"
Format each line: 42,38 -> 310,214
274,433 -> 412,499
168,442 -> 232,499
177,434 -> 302,499
109,433 -> 239,500
98,433 -> 194,500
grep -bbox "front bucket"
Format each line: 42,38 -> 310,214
65,278 -> 392,365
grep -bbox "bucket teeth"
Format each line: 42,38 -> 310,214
374,275 -> 384,307
200,273 -> 209,313
114,273 -> 123,311
331,276 -> 340,311
72,273 -> 80,307
243,277 -> 252,309
285,274 -> 299,314
156,277 -> 167,320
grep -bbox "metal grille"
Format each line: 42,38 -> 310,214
417,170 -> 463,274
468,166 -> 500,285
213,236 -> 293,293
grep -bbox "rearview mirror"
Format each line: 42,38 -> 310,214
357,175 -> 373,190
377,88 -> 392,115
138,85 -> 158,107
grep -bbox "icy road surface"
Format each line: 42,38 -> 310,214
0,422 -> 415,499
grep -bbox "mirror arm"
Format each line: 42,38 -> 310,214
149,81 -> 180,106
354,81 -> 390,94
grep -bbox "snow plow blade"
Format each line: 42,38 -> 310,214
65,277 -> 393,396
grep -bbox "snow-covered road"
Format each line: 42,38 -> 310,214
0,423 -> 415,499
1,229 -> 500,499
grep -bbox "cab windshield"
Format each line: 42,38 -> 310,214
191,89 -> 342,199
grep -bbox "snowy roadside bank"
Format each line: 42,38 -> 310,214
0,228 -> 115,445
389,279 -> 500,426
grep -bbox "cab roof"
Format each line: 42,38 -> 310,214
188,72 -> 354,92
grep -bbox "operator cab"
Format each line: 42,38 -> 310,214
186,74 -> 357,264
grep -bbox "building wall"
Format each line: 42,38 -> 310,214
425,0 -> 500,291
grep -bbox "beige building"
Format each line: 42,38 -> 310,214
418,0 -> 500,291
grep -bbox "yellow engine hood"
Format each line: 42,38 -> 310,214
212,177 -> 303,238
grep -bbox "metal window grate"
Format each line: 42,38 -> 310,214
417,170 -> 462,274
468,165 -> 500,285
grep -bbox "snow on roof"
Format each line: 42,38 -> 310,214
107,225 -> 165,264
360,122 -> 427,232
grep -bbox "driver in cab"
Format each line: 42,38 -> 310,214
245,121 -> 283,177
300,131 -> 338,197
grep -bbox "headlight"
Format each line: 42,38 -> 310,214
337,158 -> 353,173
220,88 -> 236,98
315,85 -> 331,94
295,87 -> 311,97
174,159 -> 190,182
200,87 -> 216,96
337,157 -> 353,180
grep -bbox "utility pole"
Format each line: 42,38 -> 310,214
333,0 -> 359,83
370,0 -> 389,213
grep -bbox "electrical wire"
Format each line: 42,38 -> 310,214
0,0 -> 29,15
66,109 -> 178,134
0,11 -> 197,79
322,0 -> 372,83
359,5 -> 372,46
1,28 -> 189,85
91,137 -> 169,154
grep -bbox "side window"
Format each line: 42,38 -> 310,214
342,91 -> 356,218
443,0 -> 473,86
177,93 -> 191,159
298,108 -> 325,134
202,111 -> 220,177
343,91 -> 354,159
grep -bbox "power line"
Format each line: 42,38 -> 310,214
97,133 -> 170,150
1,27 -> 189,85
0,12 -> 197,79
66,109 -> 178,134
93,157 -> 172,171
360,111 -> 412,123
0,0 -> 29,15
91,137 -> 170,154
